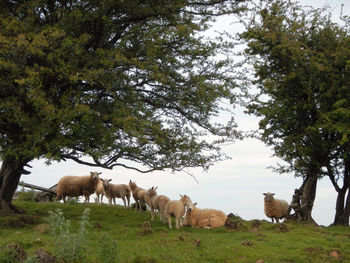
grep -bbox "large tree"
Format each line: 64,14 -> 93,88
0,0 -> 246,215
240,0 -> 350,224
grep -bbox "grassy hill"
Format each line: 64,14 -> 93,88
0,201 -> 349,263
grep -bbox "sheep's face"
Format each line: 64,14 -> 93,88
90,172 -> 100,182
180,194 -> 193,208
147,186 -> 157,197
187,202 -> 197,212
102,179 -> 112,189
263,193 -> 275,202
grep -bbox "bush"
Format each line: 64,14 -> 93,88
47,208 -> 90,263
16,185 -> 35,202
98,232 -> 118,263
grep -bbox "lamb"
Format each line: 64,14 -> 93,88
263,192 -> 290,223
55,172 -> 101,204
183,203 -> 227,228
95,178 -> 105,206
129,180 -> 147,211
165,194 -> 193,229
144,187 -> 170,222
102,179 -> 131,208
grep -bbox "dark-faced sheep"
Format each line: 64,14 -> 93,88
129,180 -> 147,211
165,194 -> 193,229
263,192 -> 289,223
183,203 -> 227,228
102,179 -> 131,208
55,172 -> 101,204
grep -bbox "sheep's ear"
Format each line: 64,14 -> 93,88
194,202 -> 197,206
155,186 -> 158,190
98,172 -> 102,175
272,193 -> 275,196
129,180 -> 132,183
263,193 -> 266,196
108,179 -> 112,182
179,194 -> 183,198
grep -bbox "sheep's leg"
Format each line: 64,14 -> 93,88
167,216 -> 172,229
150,208 -> 155,221
175,218 -> 180,229
121,197 -> 126,207
108,197 -> 112,206
276,218 -> 279,223
180,217 -> 183,227
62,196 -> 66,204
113,198 -> 117,206
127,196 -> 130,208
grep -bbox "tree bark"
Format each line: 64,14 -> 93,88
0,157 -> 31,216
331,167 -> 350,226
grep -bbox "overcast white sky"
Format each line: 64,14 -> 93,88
19,0 -> 349,226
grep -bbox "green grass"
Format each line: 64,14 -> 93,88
0,201 -> 349,263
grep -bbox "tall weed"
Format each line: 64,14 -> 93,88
47,208 -> 90,263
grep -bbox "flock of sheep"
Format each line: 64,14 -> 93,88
55,172 -> 290,229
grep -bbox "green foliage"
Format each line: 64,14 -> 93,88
16,186 -> 35,202
0,246 -> 18,263
47,208 -> 90,263
0,0 -> 245,173
98,232 -> 118,263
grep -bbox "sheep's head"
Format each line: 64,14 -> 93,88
129,180 -> 137,190
187,202 -> 197,212
102,178 -> 112,189
180,194 -> 193,208
147,186 -> 158,198
263,192 -> 275,202
90,171 -> 101,182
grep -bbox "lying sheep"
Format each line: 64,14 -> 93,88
263,192 -> 289,223
129,180 -> 147,211
55,172 -> 101,204
183,203 -> 227,228
95,178 -> 105,206
102,179 -> 131,208
165,194 -> 193,229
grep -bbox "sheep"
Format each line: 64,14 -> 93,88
144,186 -> 170,222
129,180 -> 147,211
183,203 -> 227,228
263,192 -> 289,223
55,172 -> 101,204
102,179 -> 131,208
165,194 -> 193,229
95,178 -> 105,206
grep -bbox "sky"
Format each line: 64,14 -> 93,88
17,0 -> 349,226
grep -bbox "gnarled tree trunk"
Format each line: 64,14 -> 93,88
0,157 -> 31,216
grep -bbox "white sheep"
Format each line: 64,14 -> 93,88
165,194 -> 193,229
263,192 -> 289,223
129,180 -> 147,211
95,178 -> 105,206
183,203 -> 227,228
144,187 -> 170,222
55,172 -> 101,204
101,179 -> 131,207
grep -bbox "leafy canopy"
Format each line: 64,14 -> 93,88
240,0 -> 350,176
0,0 -> 245,172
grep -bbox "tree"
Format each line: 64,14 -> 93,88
240,0 -> 350,224
0,0 -> 246,215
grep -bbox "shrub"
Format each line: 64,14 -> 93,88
98,232 -> 118,263
47,208 -> 90,263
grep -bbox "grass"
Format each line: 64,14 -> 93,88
0,201 -> 349,263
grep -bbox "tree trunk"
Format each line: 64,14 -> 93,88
0,157 -> 31,216
332,169 -> 350,226
300,172 -> 318,223
288,169 -> 318,224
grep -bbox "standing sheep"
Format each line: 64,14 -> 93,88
165,194 -> 193,229
183,203 -> 227,228
129,180 -> 147,211
95,178 -> 105,206
55,172 -> 101,204
102,179 -> 131,208
146,187 -> 170,223
263,192 -> 290,223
